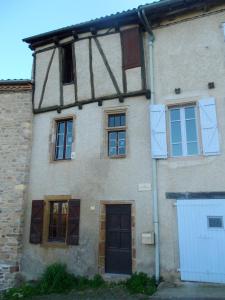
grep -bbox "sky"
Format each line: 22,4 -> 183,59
0,0 -> 155,80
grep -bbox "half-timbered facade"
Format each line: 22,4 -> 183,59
22,16 -> 153,279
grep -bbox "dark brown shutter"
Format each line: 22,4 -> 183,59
121,27 -> 141,70
30,200 -> 44,244
67,199 -> 80,245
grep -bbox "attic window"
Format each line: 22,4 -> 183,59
62,44 -> 74,84
121,27 -> 141,70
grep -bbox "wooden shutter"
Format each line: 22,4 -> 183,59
150,104 -> 168,159
67,199 -> 80,245
30,200 -> 44,244
199,97 -> 220,156
121,27 -> 141,70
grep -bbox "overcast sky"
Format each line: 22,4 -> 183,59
0,0 -> 156,79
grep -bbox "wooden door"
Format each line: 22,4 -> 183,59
105,204 -> 132,274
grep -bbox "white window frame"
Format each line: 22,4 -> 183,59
169,105 -> 199,157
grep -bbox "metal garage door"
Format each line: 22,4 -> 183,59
177,199 -> 225,283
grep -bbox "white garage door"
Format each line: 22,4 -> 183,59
177,199 -> 225,284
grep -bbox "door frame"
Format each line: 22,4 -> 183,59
98,201 -> 136,274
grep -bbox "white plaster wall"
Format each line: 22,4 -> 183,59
126,67 -> 142,92
151,9 -> 225,280
63,84 -> 75,105
75,39 -> 92,101
34,49 -> 60,109
22,97 -> 154,279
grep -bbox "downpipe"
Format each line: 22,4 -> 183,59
138,8 -> 160,283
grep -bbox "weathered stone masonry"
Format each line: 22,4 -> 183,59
0,81 -> 32,290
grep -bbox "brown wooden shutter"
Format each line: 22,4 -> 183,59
121,27 -> 141,70
30,200 -> 44,244
67,199 -> 80,245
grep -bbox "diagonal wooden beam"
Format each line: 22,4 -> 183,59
93,37 -> 121,96
38,48 -> 56,109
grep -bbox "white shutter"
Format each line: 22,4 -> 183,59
199,97 -> 220,156
150,104 -> 167,159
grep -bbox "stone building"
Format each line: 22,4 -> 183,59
21,0 -> 225,285
1,0 -> 225,290
0,80 -> 32,290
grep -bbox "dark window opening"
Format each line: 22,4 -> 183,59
55,119 -> 73,160
62,44 -> 74,84
48,201 -> 68,242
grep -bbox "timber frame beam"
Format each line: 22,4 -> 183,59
33,89 -> 151,114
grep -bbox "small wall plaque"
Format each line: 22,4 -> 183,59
138,183 -> 151,191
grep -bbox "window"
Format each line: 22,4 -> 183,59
208,216 -> 223,229
48,201 -> 68,242
169,106 -> 199,157
106,112 -> 126,157
62,44 -> 74,84
30,198 -> 80,246
55,119 -> 73,160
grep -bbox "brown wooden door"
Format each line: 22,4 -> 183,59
105,204 -> 132,274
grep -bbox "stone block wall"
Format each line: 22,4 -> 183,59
0,82 -> 32,290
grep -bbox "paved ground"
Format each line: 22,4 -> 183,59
151,281 -> 225,299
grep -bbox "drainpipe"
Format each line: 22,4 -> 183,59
138,8 -> 160,283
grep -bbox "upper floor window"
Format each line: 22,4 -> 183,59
169,106 -> 199,157
55,119 -> 73,160
106,112 -> 126,157
62,44 -> 74,84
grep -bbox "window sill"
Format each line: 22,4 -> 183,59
108,155 -> 126,159
50,158 -> 72,164
41,242 -> 68,249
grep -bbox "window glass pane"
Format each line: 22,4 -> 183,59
66,132 -> 73,145
185,107 -> 195,119
57,133 -> 64,147
108,132 -> 117,156
118,131 -> 126,155
187,142 -> 198,155
172,143 -> 182,156
186,119 -> 197,142
56,146 -> 64,159
115,115 -> 121,127
208,216 -> 223,228
48,201 -> 68,242
170,109 -> 180,121
67,120 -> 73,133
58,122 -> 65,134
171,121 -> 182,143
120,114 -> 126,126
65,145 -> 72,159
108,115 -> 115,127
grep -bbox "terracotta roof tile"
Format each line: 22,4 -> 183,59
0,80 -> 32,92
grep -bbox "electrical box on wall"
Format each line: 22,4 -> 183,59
142,232 -> 155,245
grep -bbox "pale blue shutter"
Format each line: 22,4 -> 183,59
150,104 -> 167,159
199,97 -> 220,156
